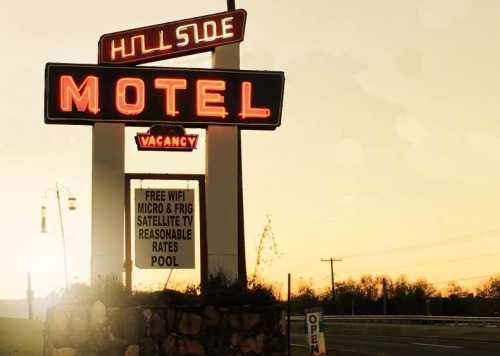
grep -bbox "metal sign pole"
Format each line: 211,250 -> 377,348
91,123 -> 125,286
205,88 -> 240,281
232,0 -> 246,284
89,41 -> 127,287
205,0 -> 246,284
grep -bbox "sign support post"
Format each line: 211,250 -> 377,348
91,123 -> 125,285
206,41 -> 245,283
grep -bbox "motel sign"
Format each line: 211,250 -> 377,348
45,63 -> 284,129
44,5 -> 285,285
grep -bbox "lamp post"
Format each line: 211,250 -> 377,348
41,183 -> 76,290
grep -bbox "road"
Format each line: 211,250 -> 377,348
291,332 -> 500,355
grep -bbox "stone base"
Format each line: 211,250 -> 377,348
44,302 -> 287,356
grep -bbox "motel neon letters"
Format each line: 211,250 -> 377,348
45,63 -> 285,129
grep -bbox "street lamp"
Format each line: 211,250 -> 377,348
41,183 -> 77,289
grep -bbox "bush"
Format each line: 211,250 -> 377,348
58,273 -> 278,308
204,272 -> 277,306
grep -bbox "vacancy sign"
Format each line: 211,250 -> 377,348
99,9 -> 246,65
45,63 -> 284,129
135,189 -> 195,269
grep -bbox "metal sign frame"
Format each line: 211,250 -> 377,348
124,173 -> 207,292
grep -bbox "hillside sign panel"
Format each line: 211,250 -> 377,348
99,9 -> 247,65
135,189 -> 195,268
45,63 -> 284,129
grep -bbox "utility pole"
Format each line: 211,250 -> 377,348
382,277 -> 388,315
55,184 -> 69,290
287,273 -> 291,356
42,183 -> 76,290
26,272 -> 33,320
321,257 -> 343,314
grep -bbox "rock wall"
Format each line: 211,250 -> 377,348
44,302 -> 287,356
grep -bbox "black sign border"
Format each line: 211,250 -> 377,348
44,63 -> 285,130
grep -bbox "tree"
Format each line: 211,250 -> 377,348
391,275 -> 410,299
476,275 -> 500,298
446,282 -> 470,298
412,278 -> 437,299
359,275 -> 379,300
291,279 -> 321,313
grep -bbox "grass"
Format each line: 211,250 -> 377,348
290,324 -> 379,356
290,345 -> 378,356
1,317 -> 498,356
0,318 -> 43,356
290,322 -> 500,355
292,321 -> 500,342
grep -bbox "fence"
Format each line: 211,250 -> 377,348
290,315 -> 500,327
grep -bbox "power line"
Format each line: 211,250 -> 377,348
434,273 -> 499,286
341,229 -> 500,260
319,274 -> 332,282
346,250 -> 500,274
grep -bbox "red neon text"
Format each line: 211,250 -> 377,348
154,78 -> 187,117
56,74 -> 277,123
136,134 -> 198,150
59,75 -> 99,114
239,81 -> 271,119
196,80 -> 228,119
116,78 -> 145,115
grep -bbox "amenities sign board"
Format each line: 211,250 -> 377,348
98,9 -> 247,65
45,63 -> 285,129
135,189 -> 195,269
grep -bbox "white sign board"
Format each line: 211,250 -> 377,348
306,311 -> 327,355
135,189 -> 195,268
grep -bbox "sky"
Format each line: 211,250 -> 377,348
2,0 -> 500,299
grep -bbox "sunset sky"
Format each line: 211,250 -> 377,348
2,0 -> 500,299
